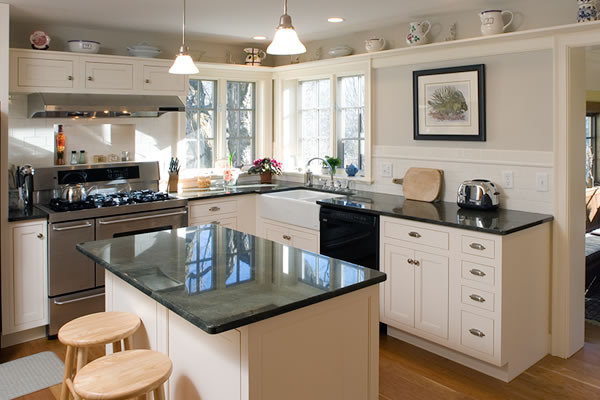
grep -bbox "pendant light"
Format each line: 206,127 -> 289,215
266,0 -> 306,55
169,0 -> 199,74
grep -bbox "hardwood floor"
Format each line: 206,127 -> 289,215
2,325 -> 600,400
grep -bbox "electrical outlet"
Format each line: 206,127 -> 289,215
380,162 -> 393,178
502,170 -> 514,189
536,173 -> 549,192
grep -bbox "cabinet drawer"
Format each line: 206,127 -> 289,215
189,200 -> 238,218
461,286 -> 495,312
461,261 -> 495,287
461,311 -> 494,356
461,235 -> 495,259
383,220 -> 449,250
190,216 -> 237,229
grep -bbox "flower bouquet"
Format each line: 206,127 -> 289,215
248,158 -> 282,183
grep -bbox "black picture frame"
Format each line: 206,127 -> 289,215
413,64 -> 486,141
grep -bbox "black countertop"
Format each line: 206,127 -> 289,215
77,225 -> 386,334
317,192 -> 553,235
9,206 -> 49,222
175,182 -> 303,201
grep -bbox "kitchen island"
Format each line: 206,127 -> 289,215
77,225 -> 385,400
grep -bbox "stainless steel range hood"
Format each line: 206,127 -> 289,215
27,93 -> 185,118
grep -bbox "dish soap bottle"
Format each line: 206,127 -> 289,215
55,125 -> 66,165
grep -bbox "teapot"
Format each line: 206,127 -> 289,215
244,48 -> 266,66
479,10 -> 513,36
364,37 -> 386,53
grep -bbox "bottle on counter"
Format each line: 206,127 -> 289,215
70,150 -> 78,165
55,125 -> 66,165
79,150 -> 87,164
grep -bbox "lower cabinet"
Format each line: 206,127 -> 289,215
188,195 -> 256,235
383,243 -> 449,340
260,218 -> 319,253
1,219 -> 48,334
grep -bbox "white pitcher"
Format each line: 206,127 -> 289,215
406,21 -> 431,46
479,10 -> 514,36
365,37 -> 386,52
244,48 -> 266,66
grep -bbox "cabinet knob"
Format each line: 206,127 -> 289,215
469,328 -> 486,338
469,242 -> 486,251
469,268 -> 486,277
407,258 -> 414,265
208,206 -> 220,212
469,294 -> 486,303
408,231 -> 421,238
87,76 -> 93,81
413,260 -> 420,266
145,79 -> 151,84
282,235 -> 291,240
37,233 -> 44,239
67,75 -> 73,81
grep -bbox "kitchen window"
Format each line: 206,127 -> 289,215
298,79 -> 331,162
337,75 -> 365,170
185,79 -> 257,170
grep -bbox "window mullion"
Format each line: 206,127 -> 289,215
330,74 -> 337,160
217,78 -> 227,163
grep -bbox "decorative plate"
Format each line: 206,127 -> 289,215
30,30 -> 50,50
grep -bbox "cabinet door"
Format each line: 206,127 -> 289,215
189,215 -> 237,230
382,243 -> 415,328
143,65 -> 185,93
290,227 -> 319,253
84,61 -> 134,90
16,56 -> 75,89
263,222 -> 290,246
2,221 -> 48,333
414,250 -> 449,339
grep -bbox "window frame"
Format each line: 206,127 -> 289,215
225,81 -> 257,167
297,77 -> 334,165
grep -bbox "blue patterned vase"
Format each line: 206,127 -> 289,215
578,0 -> 598,22
345,163 -> 359,177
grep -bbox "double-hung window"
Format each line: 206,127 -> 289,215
185,79 -> 257,170
298,79 -> 331,162
337,75 -> 365,170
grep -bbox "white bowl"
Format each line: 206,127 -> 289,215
328,45 -> 353,57
67,40 -> 100,54
127,41 -> 161,58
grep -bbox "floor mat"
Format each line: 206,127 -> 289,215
586,296 -> 600,326
0,351 -> 64,400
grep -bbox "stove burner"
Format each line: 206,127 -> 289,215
49,190 -> 173,212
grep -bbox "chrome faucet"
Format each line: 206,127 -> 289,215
305,157 -> 334,187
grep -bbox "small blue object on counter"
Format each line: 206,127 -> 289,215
345,163 -> 359,177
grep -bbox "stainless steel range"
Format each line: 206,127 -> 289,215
34,161 -> 188,336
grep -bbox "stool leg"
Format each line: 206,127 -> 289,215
124,335 -> 134,350
153,384 -> 165,400
60,345 -> 74,400
113,340 -> 122,352
76,347 -> 88,373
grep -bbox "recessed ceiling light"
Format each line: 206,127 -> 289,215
327,17 -> 345,23
253,35 -> 268,40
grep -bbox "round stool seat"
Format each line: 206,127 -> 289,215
58,311 -> 141,347
73,350 -> 172,400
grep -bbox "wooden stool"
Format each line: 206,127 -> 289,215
72,350 -> 172,400
58,311 -> 141,400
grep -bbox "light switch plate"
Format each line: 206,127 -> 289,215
502,170 -> 513,189
536,173 -> 549,192
381,162 -> 393,178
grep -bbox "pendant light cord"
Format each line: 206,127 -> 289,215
283,0 -> 287,15
182,0 -> 186,46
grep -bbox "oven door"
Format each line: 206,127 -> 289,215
96,207 -> 188,240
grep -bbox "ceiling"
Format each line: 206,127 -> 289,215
7,0 -> 511,44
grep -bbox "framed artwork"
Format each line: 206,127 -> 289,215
413,64 -> 486,141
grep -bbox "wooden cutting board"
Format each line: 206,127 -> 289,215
398,168 -> 443,202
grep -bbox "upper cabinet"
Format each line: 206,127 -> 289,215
9,49 -> 186,96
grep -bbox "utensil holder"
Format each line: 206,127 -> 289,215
168,174 -> 179,193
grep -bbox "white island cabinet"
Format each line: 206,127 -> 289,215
79,224 -> 383,400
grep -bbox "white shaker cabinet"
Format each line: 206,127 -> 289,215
188,194 -> 257,235
82,59 -> 135,91
142,64 -> 185,93
11,52 -> 77,90
259,218 -> 320,253
1,220 -> 48,334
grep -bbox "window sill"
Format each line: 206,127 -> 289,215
280,170 -> 374,184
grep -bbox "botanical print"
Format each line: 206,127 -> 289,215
424,81 -> 471,127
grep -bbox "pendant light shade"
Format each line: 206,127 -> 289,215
170,0 -> 199,75
267,0 -> 306,55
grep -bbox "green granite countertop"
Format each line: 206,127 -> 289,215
77,225 -> 386,334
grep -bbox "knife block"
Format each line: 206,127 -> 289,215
168,173 -> 179,193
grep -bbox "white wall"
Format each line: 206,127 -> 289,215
586,49 -> 600,92
273,0 -> 575,66
342,50 -> 554,214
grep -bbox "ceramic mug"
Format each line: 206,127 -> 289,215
244,48 -> 266,66
479,10 -> 514,35
406,21 -> 431,46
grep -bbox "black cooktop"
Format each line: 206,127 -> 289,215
49,190 -> 171,212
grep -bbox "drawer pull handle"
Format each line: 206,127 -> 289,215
282,235 -> 291,240
145,79 -> 151,84
67,75 -> 73,81
408,231 -> 421,238
211,221 -> 221,225
87,76 -> 93,81
208,206 -> 221,212
37,233 -> 44,239
469,328 -> 486,338
469,294 -> 486,303
407,258 -> 414,265
414,260 -> 420,266
469,268 -> 486,277
469,242 -> 486,251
